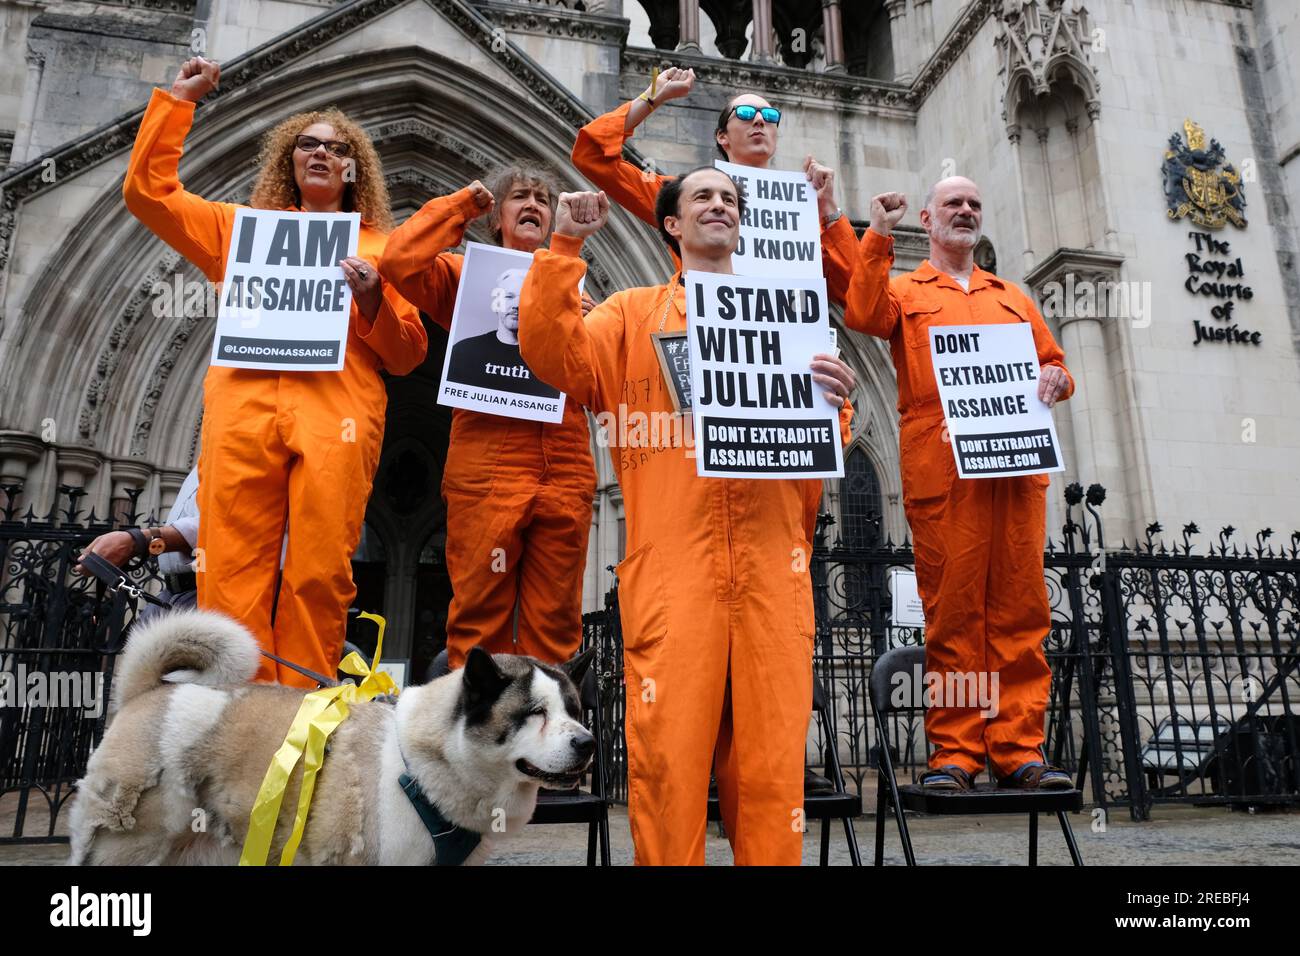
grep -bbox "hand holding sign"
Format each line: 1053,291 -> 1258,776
1038,364 -> 1069,407
171,57 -> 220,103
556,191 -> 609,240
340,256 -> 381,321
869,192 -> 908,237
803,155 -> 838,221
810,353 -> 856,408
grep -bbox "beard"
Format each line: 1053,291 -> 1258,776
933,217 -> 981,249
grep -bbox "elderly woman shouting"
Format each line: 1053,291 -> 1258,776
124,57 -> 426,686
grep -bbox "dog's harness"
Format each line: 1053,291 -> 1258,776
397,769 -> 482,866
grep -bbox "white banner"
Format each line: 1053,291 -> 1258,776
438,242 -> 574,424
889,568 -> 925,628
213,208 -> 359,372
715,159 -> 822,280
929,322 -> 1065,479
686,271 -> 844,479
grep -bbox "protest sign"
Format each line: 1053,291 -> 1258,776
439,242 -> 574,424
214,208 -> 359,371
651,331 -> 692,411
686,271 -> 844,479
715,159 -> 822,280
929,322 -> 1065,479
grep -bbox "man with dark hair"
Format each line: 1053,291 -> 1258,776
516,168 -> 869,865
380,166 -> 596,669
571,67 -> 857,302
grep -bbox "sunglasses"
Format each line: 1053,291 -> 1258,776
294,135 -> 352,158
728,104 -> 781,125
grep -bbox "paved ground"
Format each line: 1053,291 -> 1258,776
5,798 -> 1296,866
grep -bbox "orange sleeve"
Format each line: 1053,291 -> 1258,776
843,228 -> 903,340
1020,290 -> 1075,402
518,233 -> 626,414
571,101 -> 668,229
354,242 -> 428,376
821,214 -> 858,308
123,87 -> 237,282
378,188 -> 477,332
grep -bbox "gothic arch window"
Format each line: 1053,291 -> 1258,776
839,445 -> 882,549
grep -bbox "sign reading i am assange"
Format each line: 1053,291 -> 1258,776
214,208 -> 359,372
929,323 -> 1065,479
686,272 -> 844,479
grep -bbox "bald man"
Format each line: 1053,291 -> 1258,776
845,178 -> 1075,791
447,266 -> 558,398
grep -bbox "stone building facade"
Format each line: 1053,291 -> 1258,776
1,0 -> 1297,660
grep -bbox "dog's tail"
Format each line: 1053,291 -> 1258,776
112,609 -> 262,713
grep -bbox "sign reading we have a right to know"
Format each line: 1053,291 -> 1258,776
929,323 -> 1065,479
715,160 -> 822,279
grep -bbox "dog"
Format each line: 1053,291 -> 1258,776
69,610 -> 595,865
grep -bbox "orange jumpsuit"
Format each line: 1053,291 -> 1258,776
843,229 -> 1074,777
572,101 -> 859,304
379,188 -> 596,668
519,233 -> 853,865
124,88 -> 426,688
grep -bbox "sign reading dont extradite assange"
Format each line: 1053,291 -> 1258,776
930,323 -> 1064,479
215,208 -> 359,372
687,272 -> 844,479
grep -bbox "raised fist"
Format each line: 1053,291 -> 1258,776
465,180 -> 495,219
171,57 -> 220,103
555,191 -> 609,240
869,192 -> 908,236
652,66 -> 696,103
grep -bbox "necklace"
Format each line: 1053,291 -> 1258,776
657,273 -> 682,332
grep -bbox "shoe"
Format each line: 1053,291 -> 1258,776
998,762 -> 1072,790
918,765 -> 976,791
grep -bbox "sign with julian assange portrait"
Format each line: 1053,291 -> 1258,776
686,272 -> 844,479
438,242 -> 577,424
715,160 -> 822,280
214,208 -> 359,371
929,323 -> 1064,479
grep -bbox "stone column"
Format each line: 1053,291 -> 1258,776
677,0 -> 701,52
0,431 -> 46,513
109,458 -> 153,525
750,0 -> 775,63
822,0 -> 846,73
10,49 -> 45,167
884,0 -> 912,83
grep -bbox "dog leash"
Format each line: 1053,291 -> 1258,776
78,551 -> 339,687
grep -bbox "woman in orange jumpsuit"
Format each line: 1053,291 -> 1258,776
518,172 -> 861,865
844,180 -> 1075,789
572,66 -> 858,303
124,57 -> 426,687
379,169 -> 596,668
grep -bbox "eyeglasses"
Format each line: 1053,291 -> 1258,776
294,135 -> 352,158
728,105 -> 781,125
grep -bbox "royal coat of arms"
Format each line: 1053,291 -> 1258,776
1163,119 -> 1247,229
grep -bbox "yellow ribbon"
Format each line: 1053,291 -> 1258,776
239,612 -> 398,866
649,66 -> 659,99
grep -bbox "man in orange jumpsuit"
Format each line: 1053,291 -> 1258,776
380,169 -> 596,668
124,57 -> 426,687
518,170 -> 862,864
572,66 -> 858,303
844,178 -> 1075,790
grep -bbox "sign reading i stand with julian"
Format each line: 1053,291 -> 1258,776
214,208 -> 359,372
715,160 -> 822,279
686,271 -> 844,479
929,323 -> 1065,479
